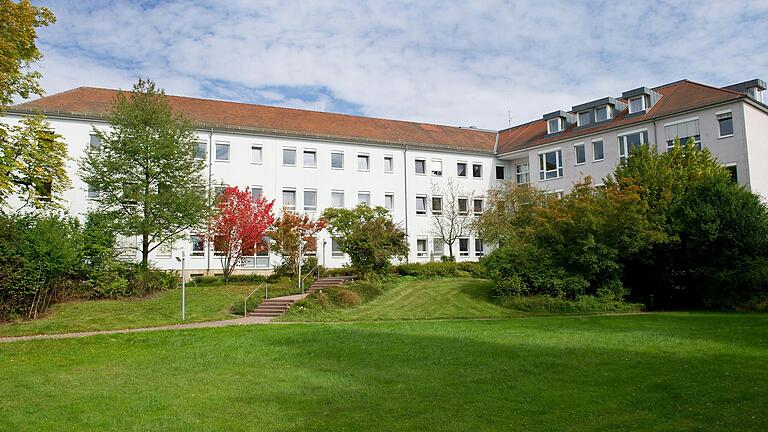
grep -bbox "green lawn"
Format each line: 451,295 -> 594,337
1,313 -> 766,431
280,277 -> 519,322
0,281 -> 297,337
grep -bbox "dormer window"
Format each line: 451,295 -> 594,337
577,111 -> 590,127
595,105 -> 611,122
629,96 -> 646,114
747,87 -> 764,103
547,118 -> 563,134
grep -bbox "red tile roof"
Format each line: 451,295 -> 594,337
12,87 -> 497,153
496,80 -> 745,155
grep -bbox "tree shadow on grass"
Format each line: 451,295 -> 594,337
2,317 -> 767,431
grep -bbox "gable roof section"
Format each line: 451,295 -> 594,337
496,80 -> 745,155
11,87 -> 497,153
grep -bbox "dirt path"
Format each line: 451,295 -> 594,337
0,316 -> 271,343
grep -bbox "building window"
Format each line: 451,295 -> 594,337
629,96 -> 646,114
331,151 -> 344,169
384,156 -> 394,173
357,154 -> 370,171
251,186 -> 263,201
331,190 -> 345,208
474,239 -> 484,257
331,238 -> 343,257
416,195 -> 427,215
89,134 -> 102,152
282,189 -> 296,211
215,142 -> 230,161
592,139 -> 604,161
431,159 -> 443,176
472,163 -> 482,178
665,119 -> 701,150
458,197 -> 468,215
433,238 -> 444,257
574,143 -> 586,165
547,118 -> 562,134
457,162 -> 467,177
303,149 -> 317,168
595,106 -> 610,122
718,112 -> 734,137
473,198 -> 484,215
495,165 -> 505,180
304,189 -> 317,212
515,163 -> 529,184
415,158 -> 426,175
538,149 -> 563,180
726,164 -> 738,182
577,111 -> 590,127
283,148 -> 297,166
431,196 -> 443,215
250,145 -> 262,164
195,141 -> 207,160
87,184 -> 99,199
416,239 -> 428,257
190,235 -> 205,257
357,191 -> 370,206
384,193 -> 394,211
459,238 -> 470,257
618,130 -> 649,161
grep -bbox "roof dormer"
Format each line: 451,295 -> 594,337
543,110 -> 575,135
723,79 -> 766,104
571,97 -> 626,127
622,87 -> 662,116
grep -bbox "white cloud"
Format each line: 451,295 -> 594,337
28,0 -> 768,130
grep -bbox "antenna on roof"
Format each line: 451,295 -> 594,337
508,110 -> 512,127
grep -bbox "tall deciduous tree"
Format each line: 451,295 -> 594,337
1,1 -> 68,210
430,179 -> 474,259
79,79 -> 211,267
269,212 -> 326,275
210,186 -> 275,283
323,204 -> 408,273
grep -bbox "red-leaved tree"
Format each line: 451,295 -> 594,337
210,186 -> 275,283
269,212 -> 326,275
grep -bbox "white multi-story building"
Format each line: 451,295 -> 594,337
4,78 -> 768,274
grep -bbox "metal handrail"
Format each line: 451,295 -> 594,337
300,264 -> 321,293
244,282 -> 268,316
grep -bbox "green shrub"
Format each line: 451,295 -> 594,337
89,264 -> 176,299
0,214 -> 82,320
192,273 -> 268,285
499,295 -> 643,314
394,261 -> 483,278
483,244 -> 589,299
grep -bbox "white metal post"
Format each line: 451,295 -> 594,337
181,250 -> 186,321
298,237 -> 303,293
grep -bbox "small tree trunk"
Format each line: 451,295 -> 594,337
448,243 -> 454,259
142,233 -> 150,269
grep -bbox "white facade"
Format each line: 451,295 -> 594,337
2,113 -> 502,274
4,78 -> 768,274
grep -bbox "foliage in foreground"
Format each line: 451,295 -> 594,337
479,140 -> 768,310
323,205 -> 408,274
0,212 -> 177,321
79,78 -> 211,267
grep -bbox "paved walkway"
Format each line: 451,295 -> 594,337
0,316 -> 272,343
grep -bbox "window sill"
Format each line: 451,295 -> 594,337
358,169 -> 370,173
251,162 -> 263,165
538,176 -> 564,182
215,159 -> 230,163
304,165 -> 317,169
415,172 -> 426,176
415,212 -> 427,216
718,134 -> 734,139
574,162 -> 586,166
283,164 -> 297,168
593,158 -> 604,163
331,167 -> 344,170
384,171 -> 394,174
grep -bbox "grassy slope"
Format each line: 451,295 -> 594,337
1,313 -> 766,431
0,282 -> 296,337
280,277 -> 518,322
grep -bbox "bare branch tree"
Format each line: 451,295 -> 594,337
429,179 -> 474,260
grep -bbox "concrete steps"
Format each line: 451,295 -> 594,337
246,276 -> 355,319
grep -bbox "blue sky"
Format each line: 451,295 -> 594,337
29,0 -> 768,130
